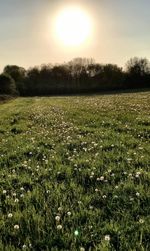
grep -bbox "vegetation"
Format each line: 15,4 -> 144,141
0,73 -> 16,95
0,92 -> 150,250
0,57 -> 150,96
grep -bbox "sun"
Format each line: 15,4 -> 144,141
54,6 -> 92,47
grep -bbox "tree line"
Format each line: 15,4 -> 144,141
0,57 -> 150,96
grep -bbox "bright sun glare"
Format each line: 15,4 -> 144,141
54,6 -> 92,47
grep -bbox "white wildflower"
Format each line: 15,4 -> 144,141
139,219 -> 144,224
57,224 -> 62,230
14,224 -> 19,230
100,176 -> 104,181
55,216 -> 61,222
104,235 -> 110,241
8,213 -> 13,218
136,192 -> 140,197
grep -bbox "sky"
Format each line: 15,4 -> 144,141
0,0 -> 150,71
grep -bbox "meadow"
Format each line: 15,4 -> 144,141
0,92 -> 150,251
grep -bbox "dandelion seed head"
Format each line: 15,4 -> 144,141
104,235 -> 110,241
100,176 -> 104,181
57,224 -> 62,230
139,219 -> 144,224
8,213 -> 13,218
14,224 -> 19,230
55,216 -> 61,222
74,230 -> 79,236
136,192 -> 140,197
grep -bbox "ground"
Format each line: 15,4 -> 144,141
0,92 -> 150,250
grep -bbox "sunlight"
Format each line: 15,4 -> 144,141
54,6 -> 92,47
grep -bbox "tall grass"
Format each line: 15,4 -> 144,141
0,92 -> 150,250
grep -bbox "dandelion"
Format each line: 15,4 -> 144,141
95,188 -> 99,192
22,244 -> 27,249
67,211 -> 71,216
2,190 -> 7,194
14,224 -> 19,230
136,192 -> 140,197
57,224 -> 62,230
104,235 -> 110,241
74,230 -> 79,236
100,176 -> 104,181
135,171 -> 141,178
80,247 -> 85,251
8,213 -> 13,218
55,216 -> 61,222
139,219 -> 144,224
14,198 -> 19,203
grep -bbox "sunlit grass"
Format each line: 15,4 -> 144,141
0,92 -> 150,250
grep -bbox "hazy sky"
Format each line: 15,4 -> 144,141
0,0 -> 150,71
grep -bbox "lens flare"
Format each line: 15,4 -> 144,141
54,6 -> 92,46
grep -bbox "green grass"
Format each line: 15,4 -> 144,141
0,92 -> 150,251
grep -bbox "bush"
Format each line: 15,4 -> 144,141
0,73 -> 17,95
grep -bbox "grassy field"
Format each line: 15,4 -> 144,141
0,92 -> 150,251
